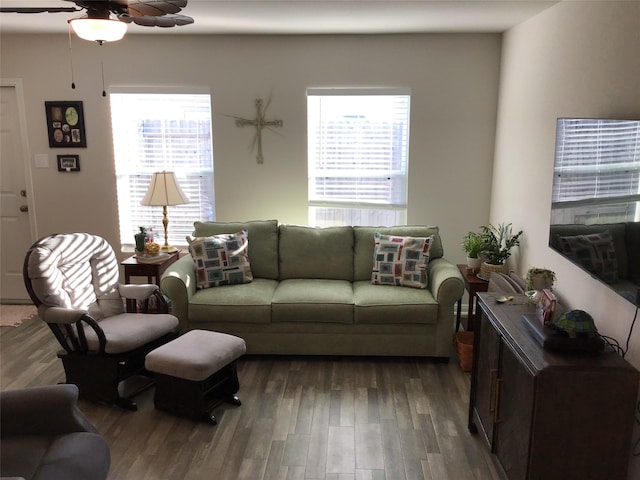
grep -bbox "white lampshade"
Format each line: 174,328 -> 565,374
70,18 -> 127,44
141,171 -> 189,207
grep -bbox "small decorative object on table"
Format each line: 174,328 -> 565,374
535,288 -> 557,325
551,309 -> 598,339
134,226 -> 148,254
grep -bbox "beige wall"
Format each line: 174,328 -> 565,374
0,32 -> 499,265
495,2 -> 640,476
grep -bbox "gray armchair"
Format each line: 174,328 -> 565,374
23,233 -> 179,410
0,384 -> 110,480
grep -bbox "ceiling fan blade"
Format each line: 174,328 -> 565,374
0,7 -> 79,13
125,0 -> 187,17
119,13 -> 193,27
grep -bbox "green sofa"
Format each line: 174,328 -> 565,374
161,220 -> 464,358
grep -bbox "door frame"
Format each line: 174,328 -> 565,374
2,78 -> 37,247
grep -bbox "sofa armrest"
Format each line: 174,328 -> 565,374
0,384 -> 97,437
160,255 -> 196,331
428,258 -> 465,306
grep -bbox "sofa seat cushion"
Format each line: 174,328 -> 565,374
188,278 -> 278,324
272,279 -> 354,324
353,281 -> 438,325
1,432 -> 110,480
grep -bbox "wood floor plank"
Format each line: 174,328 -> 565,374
380,418 -> 406,480
0,317 -> 502,480
283,433 -> 310,467
326,426 -> 355,475
306,391 -> 330,479
294,386 -> 316,434
354,423 -> 384,470
263,440 -> 286,480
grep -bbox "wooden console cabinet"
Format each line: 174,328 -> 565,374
468,293 -> 639,480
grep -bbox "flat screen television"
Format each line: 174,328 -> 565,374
548,117 -> 640,306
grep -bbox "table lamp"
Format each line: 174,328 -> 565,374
141,171 -> 189,253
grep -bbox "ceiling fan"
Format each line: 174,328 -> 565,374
0,0 -> 194,44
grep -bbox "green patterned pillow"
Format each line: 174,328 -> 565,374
371,232 -> 433,289
187,230 -> 253,289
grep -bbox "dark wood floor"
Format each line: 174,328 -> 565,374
0,317 -> 501,480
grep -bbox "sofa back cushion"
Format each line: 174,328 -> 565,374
193,220 -> 279,279
353,226 -> 443,282
278,225 -> 354,281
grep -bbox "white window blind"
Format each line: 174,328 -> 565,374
551,118 -> 640,224
307,89 -> 410,227
110,92 -> 215,247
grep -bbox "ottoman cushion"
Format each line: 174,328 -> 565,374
145,330 -> 246,382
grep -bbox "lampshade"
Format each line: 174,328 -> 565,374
141,171 -> 189,207
70,18 -> 127,44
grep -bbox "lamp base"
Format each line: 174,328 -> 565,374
160,245 -> 179,253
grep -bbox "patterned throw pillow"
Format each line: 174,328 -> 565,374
557,231 -> 619,284
371,233 -> 433,289
187,230 -> 253,289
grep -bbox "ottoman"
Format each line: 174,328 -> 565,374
145,329 -> 246,424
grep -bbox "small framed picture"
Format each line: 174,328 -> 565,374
57,154 -> 80,172
45,101 -> 87,148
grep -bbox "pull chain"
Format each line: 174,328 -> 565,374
67,22 -> 76,89
101,56 -> 106,97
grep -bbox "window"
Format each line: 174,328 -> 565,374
551,118 -> 640,225
110,91 -> 215,247
307,89 -> 410,227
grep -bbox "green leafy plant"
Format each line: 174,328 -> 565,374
480,223 -> 523,265
462,232 -> 484,258
526,267 -> 556,291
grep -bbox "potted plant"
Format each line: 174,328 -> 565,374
462,231 -> 484,272
526,267 -> 556,292
478,222 -> 523,279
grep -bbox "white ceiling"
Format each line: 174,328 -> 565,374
0,0 -> 560,35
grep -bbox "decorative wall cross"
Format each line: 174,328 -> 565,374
234,98 -> 283,164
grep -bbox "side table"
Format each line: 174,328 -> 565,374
455,264 -> 488,332
121,251 -> 180,312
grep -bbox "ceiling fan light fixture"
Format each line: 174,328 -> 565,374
70,18 -> 127,44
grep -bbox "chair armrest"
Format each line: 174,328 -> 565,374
0,384 -> 98,437
160,255 -> 196,331
118,283 -> 159,301
38,306 -> 87,324
428,258 -> 465,305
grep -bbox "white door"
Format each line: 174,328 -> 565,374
0,81 -> 34,302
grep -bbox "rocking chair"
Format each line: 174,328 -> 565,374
23,233 -> 179,410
